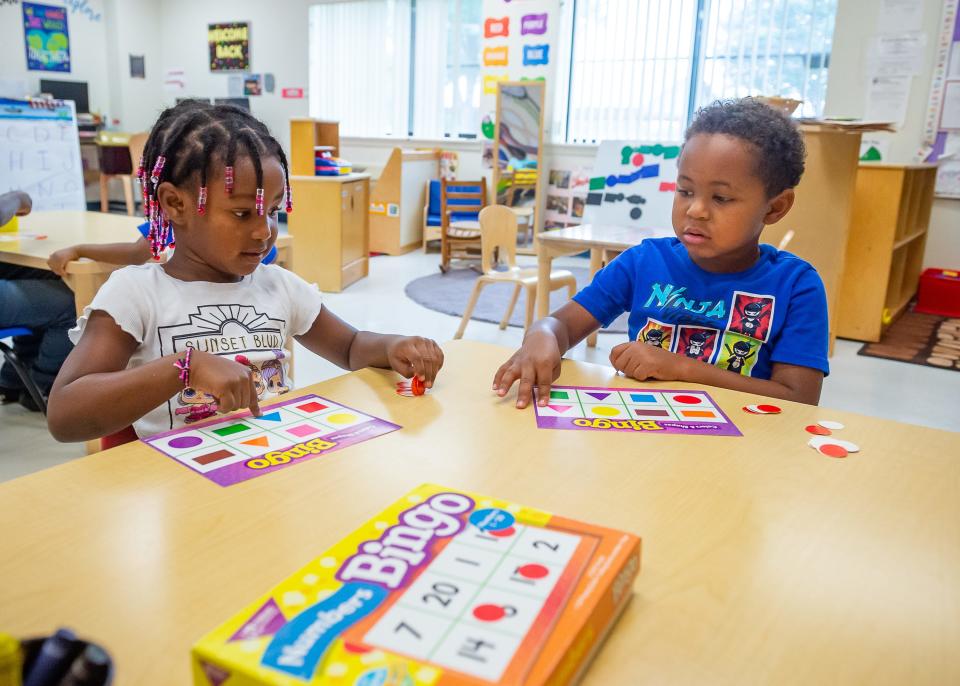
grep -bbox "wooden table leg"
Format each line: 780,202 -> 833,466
537,249 -> 554,320
585,247 -> 604,348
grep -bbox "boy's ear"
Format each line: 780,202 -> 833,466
763,188 -> 795,225
156,181 -> 190,225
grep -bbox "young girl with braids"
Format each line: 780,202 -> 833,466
47,101 -> 444,442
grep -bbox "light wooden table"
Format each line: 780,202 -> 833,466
1,340 -> 957,684
537,224 -> 673,346
0,210 -> 293,316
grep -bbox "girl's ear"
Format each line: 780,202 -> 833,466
157,181 -> 191,226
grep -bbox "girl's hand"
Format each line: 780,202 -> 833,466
386,336 -> 444,388
188,350 -> 262,416
609,341 -> 687,381
493,330 -> 562,408
47,246 -> 80,277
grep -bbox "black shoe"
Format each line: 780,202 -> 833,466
0,385 -> 22,404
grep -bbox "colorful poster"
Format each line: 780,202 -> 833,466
22,3 -> 71,73
545,166 -> 591,229
208,22 -> 250,71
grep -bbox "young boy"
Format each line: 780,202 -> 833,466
494,98 -> 829,407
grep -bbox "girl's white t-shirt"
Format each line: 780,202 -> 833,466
69,262 -> 324,438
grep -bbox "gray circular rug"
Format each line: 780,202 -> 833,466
404,266 -> 629,333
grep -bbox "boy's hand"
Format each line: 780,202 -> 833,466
493,330 -> 562,408
386,336 -> 444,388
188,350 -> 262,417
609,341 -> 687,381
47,246 -> 80,277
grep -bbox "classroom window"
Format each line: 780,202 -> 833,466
557,0 -> 838,143
309,0 -> 483,139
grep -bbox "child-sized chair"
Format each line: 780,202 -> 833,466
0,327 -> 48,414
422,180 -> 443,250
440,178 -> 487,273
454,206 -> 577,339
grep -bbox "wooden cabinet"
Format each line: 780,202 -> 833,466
287,174 -> 370,292
836,164 -> 937,342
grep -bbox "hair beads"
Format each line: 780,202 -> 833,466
150,155 -> 166,187
284,183 -> 293,214
255,188 -> 265,216
197,186 -> 208,215
224,166 -> 234,195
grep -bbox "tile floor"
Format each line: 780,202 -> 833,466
2,248 -> 957,483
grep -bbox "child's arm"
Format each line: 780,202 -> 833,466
608,341 -> 823,404
493,301 -> 601,408
295,305 -> 444,385
47,238 -> 152,276
48,311 -> 262,442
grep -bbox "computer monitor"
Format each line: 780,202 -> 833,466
214,97 -> 251,112
39,79 -> 89,113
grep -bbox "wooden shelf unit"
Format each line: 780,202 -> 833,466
836,164 -> 937,342
289,118 -> 340,176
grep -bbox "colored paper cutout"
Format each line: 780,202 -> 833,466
483,74 -> 508,94
523,44 -> 549,66
620,144 -> 681,164
483,46 -> 509,66
484,16 -> 509,38
659,182 -> 677,192
605,165 -> 660,188
520,13 -> 548,35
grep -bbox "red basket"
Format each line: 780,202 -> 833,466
915,268 -> 960,317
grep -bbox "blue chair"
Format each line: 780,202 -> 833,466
0,327 -> 48,414
422,180 -> 444,249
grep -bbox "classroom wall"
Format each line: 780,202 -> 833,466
824,0 -> 960,270
102,0 -> 164,132
0,0 -> 111,115
152,0 -> 315,152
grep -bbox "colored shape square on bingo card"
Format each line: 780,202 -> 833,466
191,484 -> 641,684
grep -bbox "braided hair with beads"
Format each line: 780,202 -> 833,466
135,100 -> 293,259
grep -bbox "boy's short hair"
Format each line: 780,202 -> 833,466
685,97 -> 805,197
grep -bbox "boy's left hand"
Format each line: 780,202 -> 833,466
386,336 -> 444,388
609,341 -> 687,381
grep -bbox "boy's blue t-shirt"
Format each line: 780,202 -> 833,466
573,237 -> 829,379
136,222 -> 277,265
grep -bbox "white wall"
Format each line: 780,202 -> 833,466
825,0 -> 960,269
102,0 -> 164,132
153,0 -> 315,151
0,0 -> 111,115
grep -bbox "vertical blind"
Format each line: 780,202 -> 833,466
310,0 -> 837,142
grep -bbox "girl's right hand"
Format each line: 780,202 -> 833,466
47,246 -> 80,276
188,351 -> 262,417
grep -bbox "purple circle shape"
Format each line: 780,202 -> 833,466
168,436 -> 203,449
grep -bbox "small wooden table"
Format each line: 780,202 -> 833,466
0,210 -> 293,316
1,340 -> 958,684
537,224 -> 673,346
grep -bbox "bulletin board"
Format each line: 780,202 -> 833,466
922,0 -> 960,198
